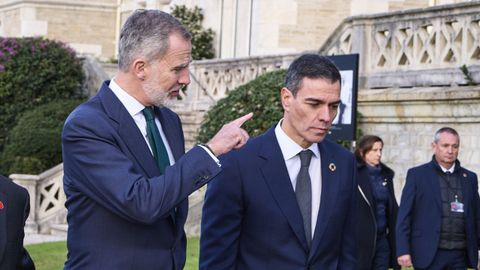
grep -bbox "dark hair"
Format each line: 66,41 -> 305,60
118,9 -> 192,71
354,135 -> 383,159
284,54 -> 341,96
433,127 -> 459,143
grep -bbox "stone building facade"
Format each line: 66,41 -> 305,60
0,0 -> 118,60
0,0 -> 473,60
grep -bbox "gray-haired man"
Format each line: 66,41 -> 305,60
62,10 -> 252,269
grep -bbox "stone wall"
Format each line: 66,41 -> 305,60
358,86 -> 480,200
0,1 -> 117,60
36,6 -> 117,60
0,0 -> 472,60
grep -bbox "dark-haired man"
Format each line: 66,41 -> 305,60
200,54 -> 357,269
396,127 -> 480,269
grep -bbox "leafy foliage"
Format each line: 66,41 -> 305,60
0,37 -> 85,152
460,64 -> 477,86
197,70 -> 285,143
1,99 -> 83,175
171,5 -> 215,60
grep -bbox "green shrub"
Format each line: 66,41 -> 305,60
197,70 -> 286,143
0,37 -> 85,151
1,99 -> 83,174
172,5 -> 215,60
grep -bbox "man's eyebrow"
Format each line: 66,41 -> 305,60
304,97 -> 341,104
173,61 -> 191,69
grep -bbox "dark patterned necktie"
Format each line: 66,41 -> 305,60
296,149 -> 313,247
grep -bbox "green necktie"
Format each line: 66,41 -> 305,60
142,107 -> 170,174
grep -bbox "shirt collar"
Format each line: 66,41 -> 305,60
440,163 -> 455,174
109,78 -> 145,117
274,119 -> 320,161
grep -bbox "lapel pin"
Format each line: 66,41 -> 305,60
0,200 -> 4,210
463,173 -> 467,178
329,163 -> 336,172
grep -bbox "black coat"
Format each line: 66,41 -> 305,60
356,158 -> 399,270
0,175 -> 35,270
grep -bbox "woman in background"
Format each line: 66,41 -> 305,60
355,135 -> 399,270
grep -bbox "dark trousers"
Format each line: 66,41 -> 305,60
372,235 -> 390,270
415,249 -> 467,270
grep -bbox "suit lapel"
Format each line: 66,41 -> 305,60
259,128 -> 310,252
156,107 -> 184,161
309,142 -> 341,258
428,162 -> 442,211
357,167 -> 375,208
98,82 -> 160,178
460,169 -> 471,216
0,191 -> 6,264
155,107 -> 187,229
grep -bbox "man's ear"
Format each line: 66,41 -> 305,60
132,58 -> 147,81
281,87 -> 293,111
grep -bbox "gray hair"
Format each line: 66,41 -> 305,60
433,127 -> 460,143
118,9 -> 192,71
284,54 -> 341,96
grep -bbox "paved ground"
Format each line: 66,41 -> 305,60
25,233 -> 66,245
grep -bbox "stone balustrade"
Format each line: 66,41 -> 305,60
171,53 -> 299,112
11,164 -> 66,234
320,1 -> 480,89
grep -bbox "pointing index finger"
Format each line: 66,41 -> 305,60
231,112 -> 253,127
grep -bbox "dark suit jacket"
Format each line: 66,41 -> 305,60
62,81 -> 221,269
356,158 -> 399,270
396,158 -> 480,268
0,175 -> 35,270
200,126 -> 357,270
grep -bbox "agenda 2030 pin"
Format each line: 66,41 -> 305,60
329,163 -> 336,172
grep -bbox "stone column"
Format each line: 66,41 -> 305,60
147,0 -> 172,11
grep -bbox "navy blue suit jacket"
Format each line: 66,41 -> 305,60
62,81 -> 221,269
396,159 -> 480,268
200,126 -> 357,270
0,175 -> 35,270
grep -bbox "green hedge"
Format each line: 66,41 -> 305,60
1,99 -> 83,174
0,37 -> 85,151
197,70 -> 286,143
172,5 -> 215,60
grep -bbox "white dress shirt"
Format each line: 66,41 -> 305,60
274,120 -> 322,238
440,163 -> 455,174
109,79 -> 176,165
